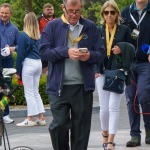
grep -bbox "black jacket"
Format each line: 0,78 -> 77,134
94,24 -> 132,74
112,42 -> 135,85
121,1 -> 150,62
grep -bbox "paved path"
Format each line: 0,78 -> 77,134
1,89 -> 149,150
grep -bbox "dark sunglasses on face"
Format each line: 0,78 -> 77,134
103,10 -> 116,15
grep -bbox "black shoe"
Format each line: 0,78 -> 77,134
106,142 -> 115,150
102,143 -> 107,150
102,133 -> 108,150
126,136 -> 141,147
145,130 -> 150,144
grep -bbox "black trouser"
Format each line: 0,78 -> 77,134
49,85 -> 93,150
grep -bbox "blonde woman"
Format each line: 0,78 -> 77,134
16,12 -> 46,127
94,1 -> 133,150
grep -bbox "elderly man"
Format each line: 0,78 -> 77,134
39,0 -> 105,149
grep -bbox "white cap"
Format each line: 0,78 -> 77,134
1,47 -> 10,57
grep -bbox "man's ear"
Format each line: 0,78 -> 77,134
61,4 -> 65,12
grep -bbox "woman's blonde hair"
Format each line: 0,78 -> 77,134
100,0 -> 121,25
23,12 -> 40,40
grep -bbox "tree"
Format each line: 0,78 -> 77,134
24,0 -> 32,13
1,0 -> 134,30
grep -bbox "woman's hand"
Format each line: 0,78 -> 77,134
112,45 -> 121,55
95,73 -> 102,78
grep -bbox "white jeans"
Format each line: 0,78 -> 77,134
96,76 -> 122,134
22,58 -> 45,116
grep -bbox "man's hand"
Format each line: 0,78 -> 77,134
148,54 -> 150,62
68,47 -> 90,61
42,67 -> 48,74
68,47 -> 83,60
9,47 -> 16,54
79,51 -> 90,61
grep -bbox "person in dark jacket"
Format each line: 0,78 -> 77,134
94,1 -> 133,150
121,0 -> 150,147
39,0 -> 105,149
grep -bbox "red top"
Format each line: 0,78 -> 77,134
38,15 -> 55,34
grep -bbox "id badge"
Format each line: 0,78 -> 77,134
131,29 -> 140,40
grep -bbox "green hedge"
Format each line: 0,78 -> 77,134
11,73 -> 49,106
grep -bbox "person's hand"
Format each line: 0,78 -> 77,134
95,73 -> 102,78
68,47 -> 84,60
9,47 -> 16,54
79,50 -> 90,61
16,74 -> 20,79
148,54 -> 150,62
112,45 -> 121,55
42,67 -> 48,74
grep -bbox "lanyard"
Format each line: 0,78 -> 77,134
129,5 -> 147,27
61,14 -> 84,46
106,24 -> 117,56
68,32 -> 84,46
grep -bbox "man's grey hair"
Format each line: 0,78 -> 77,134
63,0 -> 84,6
0,3 -> 13,13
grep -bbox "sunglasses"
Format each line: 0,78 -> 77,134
103,11 -> 116,15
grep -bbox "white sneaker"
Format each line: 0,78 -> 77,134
3,115 -> 14,124
36,118 -> 46,126
16,119 -> 36,127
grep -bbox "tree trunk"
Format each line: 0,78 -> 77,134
24,0 -> 32,13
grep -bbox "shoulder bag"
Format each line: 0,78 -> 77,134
103,69 -> 126,94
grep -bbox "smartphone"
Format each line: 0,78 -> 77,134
79,48 -> 88,53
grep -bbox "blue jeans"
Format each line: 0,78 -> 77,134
2,57 -> 14,116
125,62 -> 150,137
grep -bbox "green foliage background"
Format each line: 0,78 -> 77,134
0,0 -> 134,30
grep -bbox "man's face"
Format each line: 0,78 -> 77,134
136,0 -> 148,4
0,6 -> 12,23
62,0 -> 83,25
43,7 -> 54,18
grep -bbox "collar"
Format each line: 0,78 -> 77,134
69,22 -> 80,31
0,19 -> 10,26
61,14 -> 79,30
134,2 -> 148,11
42,14 -> 54,21
61,14 -> 82,33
